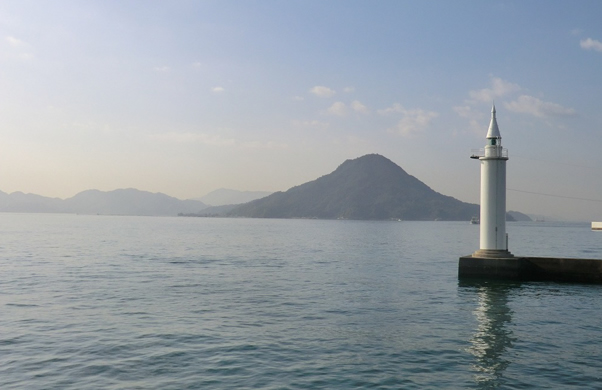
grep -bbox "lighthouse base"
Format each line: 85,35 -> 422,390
459,255 -> 602,284
459,256 -> 521,280
471,249 -> 513,258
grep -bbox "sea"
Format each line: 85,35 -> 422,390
1,213 -> 601,389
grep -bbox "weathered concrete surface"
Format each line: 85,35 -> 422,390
524,257 -> 602,283
459,255 -> 602,284
459,256 -> 523,280
471,249 -> 513,258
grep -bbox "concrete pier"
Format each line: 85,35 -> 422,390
459,255 -> 602,284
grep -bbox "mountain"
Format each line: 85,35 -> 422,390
63,188 -> 208,216
0,190 -> 64,213
180,204 -> 239,217
507,210 -> 532,222
0,188 -> 207,216
228,154 -> 481,221
198,188 -> 272,206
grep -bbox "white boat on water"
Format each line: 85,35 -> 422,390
593,222 -> 602,231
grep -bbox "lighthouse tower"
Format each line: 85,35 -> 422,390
460,106 -> 602,282
472,105 -> 512,258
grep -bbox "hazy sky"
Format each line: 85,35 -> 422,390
1,0 -> 601,221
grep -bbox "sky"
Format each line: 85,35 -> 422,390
1,0 -> 601,221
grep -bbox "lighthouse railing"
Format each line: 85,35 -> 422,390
470,148 -> 508,159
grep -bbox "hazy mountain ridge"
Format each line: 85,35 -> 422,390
228,154 -> 484,220
507,210 -> 532,222
0,190 -> 64,213
1,154 -> 532,220
0,188 -> 207,216
226,154 -> 532,221
197,188 -> 272,206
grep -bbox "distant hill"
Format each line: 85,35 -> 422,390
180,204 -> 238,217
198,188 -> 272,206
508,210 -> 532,222
1,156 -> 531,220
0,190 -> 65,213
0,188 -> 207,216
64,188 -> 208,216
228,154 -> 482,221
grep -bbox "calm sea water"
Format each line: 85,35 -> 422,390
1,213 -> 601,389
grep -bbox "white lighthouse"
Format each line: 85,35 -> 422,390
471,105 -> 513,258
459,106 -> 602,282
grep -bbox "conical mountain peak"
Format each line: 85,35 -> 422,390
228,154 -> 479,220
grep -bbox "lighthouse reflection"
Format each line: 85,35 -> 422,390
464,282 -> 515,389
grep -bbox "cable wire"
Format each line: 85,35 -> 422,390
507,188 -> 602,203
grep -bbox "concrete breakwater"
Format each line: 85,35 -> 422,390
459,256 -> 602,284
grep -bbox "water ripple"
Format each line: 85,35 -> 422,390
1,216 -> 601,389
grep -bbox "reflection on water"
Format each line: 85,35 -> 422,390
464,283 -> 516,389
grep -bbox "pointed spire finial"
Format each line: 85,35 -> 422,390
486,103 -> 501,139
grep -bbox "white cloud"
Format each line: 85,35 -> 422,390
292,95 -> 304,101
343,87 -> 355,93
6,36 -> 26,47
469,77 -> 521,102
154,66 -> 170,72
9,52 -> 34,60
4,36 -> 34,60
240,140 -> 289,150
192,61 -> 202,68
212,86 -> 225,93
351,100 -> 369,114
150,132 -> 287,150
377,103 -> 404,115
453,105 -> 474,118
292,120 -> 329,130
151,132 -> 236,146
378,103 -> 438,135
390,108 -> 439,137
327,101 -> 347,116
309,85 -> 336,98
505,95 -> 576,117
344,135 -> 371,148
580,37 -> 602,52
453,106 -> 485,135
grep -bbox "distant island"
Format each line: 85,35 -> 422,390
1,154 -> 531,221
0,188 -> 208,216
196,188 -> 273,206
197,154 -> 531,222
